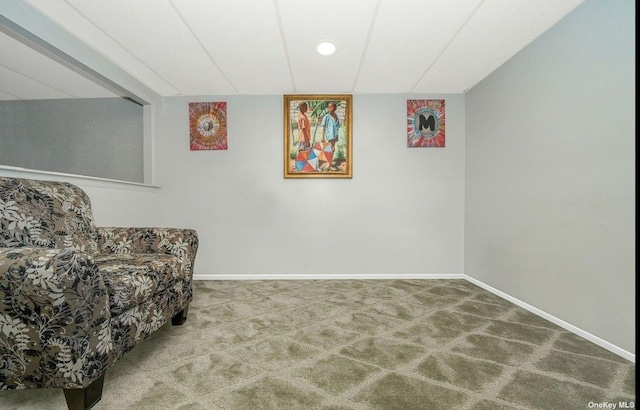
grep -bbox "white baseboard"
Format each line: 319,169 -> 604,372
464,275 -> 635,363
193,273 -> 465,281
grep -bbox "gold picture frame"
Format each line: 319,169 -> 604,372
284,94 -> 353,178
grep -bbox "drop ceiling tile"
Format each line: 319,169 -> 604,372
0,65 -> 71,99
63,0 -> 236,95
0,31 -> 118,98
413,0 -> 585,93
277,0 -> 379,93
172,0 -> 292,94
355,0 -> 481,93
24,0 -> 179,95
14,0 -> 589,96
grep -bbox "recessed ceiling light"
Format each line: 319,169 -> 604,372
317,41 -> 336,56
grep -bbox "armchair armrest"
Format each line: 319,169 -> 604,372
0,247 -> 112,389
97,227 -> 199,273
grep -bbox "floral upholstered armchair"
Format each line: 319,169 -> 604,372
0,177 -> 198,409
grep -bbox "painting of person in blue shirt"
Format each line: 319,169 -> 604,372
320,101 -> 340,171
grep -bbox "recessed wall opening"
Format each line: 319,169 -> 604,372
0,14 -> 148,184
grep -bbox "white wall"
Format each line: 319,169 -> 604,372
155,94 -> 465,277
465,0 -> 635,353
82,186 -> 162,228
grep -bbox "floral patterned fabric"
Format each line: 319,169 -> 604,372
94,254 -> 184,315
0,178 -> 198,391
96,227 -> 198,319
110,282 -> 190,363
97,227 -> 198,273
0,247 -> 112,389
0,177 -> 98,254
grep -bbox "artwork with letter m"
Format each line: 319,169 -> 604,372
407,99 -> 445,148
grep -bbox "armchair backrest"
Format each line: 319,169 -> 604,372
0,177 -> 98,254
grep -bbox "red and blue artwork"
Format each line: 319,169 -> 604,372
189,101 -> 227,150
295,141 -> 334,172
284,95 -> 352,178
407,99 -> 445,148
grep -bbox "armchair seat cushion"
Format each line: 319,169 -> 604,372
94,253 -> 185,315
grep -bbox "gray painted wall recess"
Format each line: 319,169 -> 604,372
0,98 -> 144,183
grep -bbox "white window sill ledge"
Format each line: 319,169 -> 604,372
0,165 -> 160,192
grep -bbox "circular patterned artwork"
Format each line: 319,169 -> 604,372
407,99 -> 445,147
189,102 -> 227,150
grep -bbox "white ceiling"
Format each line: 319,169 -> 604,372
1,0 -> 585,100
0,29 -> 120,100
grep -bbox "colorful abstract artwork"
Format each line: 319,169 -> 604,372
189,102 -> 227,150
407,99 -> 445,148
284,94 -> 352,178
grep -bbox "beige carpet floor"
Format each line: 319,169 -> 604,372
0,279 -> 635,409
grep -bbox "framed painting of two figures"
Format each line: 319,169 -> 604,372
284,94 -> 353,179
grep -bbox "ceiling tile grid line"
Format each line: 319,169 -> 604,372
350,0 -> 484,94
170,0 -> 293,95
4,0 -> 589,98
0,90 -> 20,99
60,0 -> 237,95
60,0 -> 182,95
19,0 -> 182,95
273,0 -> 297,92
0,29 -> 118,99
410,0 -> 487,93
0,62 -> 74,98
350,0 -> 382,93
0,65 -> 67,99
167,0 -> 238,94
413,0 -> 586,93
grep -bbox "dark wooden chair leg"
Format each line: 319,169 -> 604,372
171,305 -> 189,325
63,373 -> 105,410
